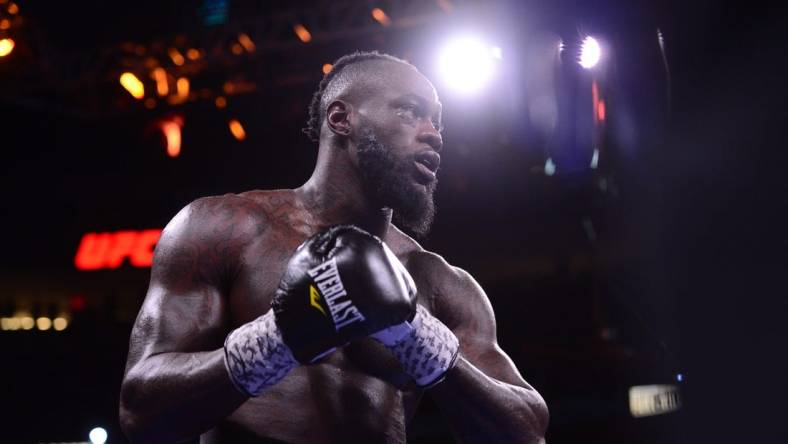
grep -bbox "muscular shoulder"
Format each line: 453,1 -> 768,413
386,226 -> 469,287
151,193 -> 271,291
387,228 -> 488,329
162,193 -> 268,246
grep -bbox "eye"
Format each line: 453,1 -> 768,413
397,103 -> 419,119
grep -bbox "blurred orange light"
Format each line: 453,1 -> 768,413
161,117 -> 183,157
20,316 -> 34,330
152,67 -> 168,96
238,33 -> 256,52
230,43 -> 243,55
0,19 -> 10,30
168,47 -> 185,66
36,317 -> 52,331
293,24 -> 312,43
7,2 -> 18,14
371,8 -> 391,27
214,96 -> 227,109
176,77 -> 189,98
228,119 -> 246,141
119,72 -> 145,99
186,48 -> 200,60
53,317 -> 68,331
322,63 -> 332,74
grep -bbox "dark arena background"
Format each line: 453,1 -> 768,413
1,1 -> 786,443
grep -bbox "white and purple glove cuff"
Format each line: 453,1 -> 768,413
372,304 -> 460,388
223,310 -> 299,397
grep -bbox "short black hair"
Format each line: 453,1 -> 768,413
302,51 -> 410,143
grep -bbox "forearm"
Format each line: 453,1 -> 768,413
120,349 -> 247,443
429,357 -> 548,444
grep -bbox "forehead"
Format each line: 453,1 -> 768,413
366,60 -> 439,105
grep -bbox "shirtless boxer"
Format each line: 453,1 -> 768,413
119,51 -> 548,444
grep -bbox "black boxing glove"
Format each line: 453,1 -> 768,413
224,225 -> 416,396
272,225 -> 417,363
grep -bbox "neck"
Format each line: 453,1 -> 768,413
297,142 -> 392,238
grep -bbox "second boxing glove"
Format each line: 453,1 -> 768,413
272,225 -> 417,363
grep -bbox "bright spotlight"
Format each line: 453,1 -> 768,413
89,427 -> 108,444
579,36 -> 601,69
544,158 -> 556,176
0,38 -> 15,57
120,72 -> 145,99
438,37 -> 498,94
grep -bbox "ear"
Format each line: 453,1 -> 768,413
326,100 -> 353,137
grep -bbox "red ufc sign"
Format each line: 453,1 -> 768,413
74,229 -> 162,270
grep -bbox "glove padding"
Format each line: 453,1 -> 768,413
272,225 -> 417,363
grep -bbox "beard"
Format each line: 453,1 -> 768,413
356,127 -> 437,238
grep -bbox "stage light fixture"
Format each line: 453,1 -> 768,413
176,77 -> 189,99
186,48 -> 201,60
119,72 -> 145,99
371,8 -> 391,27
437,36 -> 498,95
20,316 -> 34,330
579,36 -> 601,69
229,119 -> 246,141
590,148 -> 599,169
36,317 -> 52,331
238,33 -> 256,52
293,24 -> 312,43
544,158 -> 556,176
168,47 -> 185,66
160,116 -> 184,157
0,19 -> 9,30
152,67 -> 168,96
0,38 -> 15,57
89,427 -> 108,444
53,317 -> 68,331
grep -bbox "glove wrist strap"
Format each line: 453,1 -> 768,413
223,310 -> 299,397
377,305 -> 460,388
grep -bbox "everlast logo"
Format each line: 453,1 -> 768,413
307,258 -> 366,330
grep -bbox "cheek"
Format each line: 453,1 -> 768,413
380,122 -> 418,150
358,109 -> 417,149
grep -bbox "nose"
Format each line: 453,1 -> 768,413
417,121 -> 443,152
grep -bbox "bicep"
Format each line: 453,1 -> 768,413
125,202 -> 234,370
438,267 -> 530,389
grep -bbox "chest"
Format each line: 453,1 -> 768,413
228,226 -> 434,324
225,225 -> 435,387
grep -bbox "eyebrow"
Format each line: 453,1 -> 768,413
395,93 -> 443,119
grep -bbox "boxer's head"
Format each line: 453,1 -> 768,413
305,51 -> 443,236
